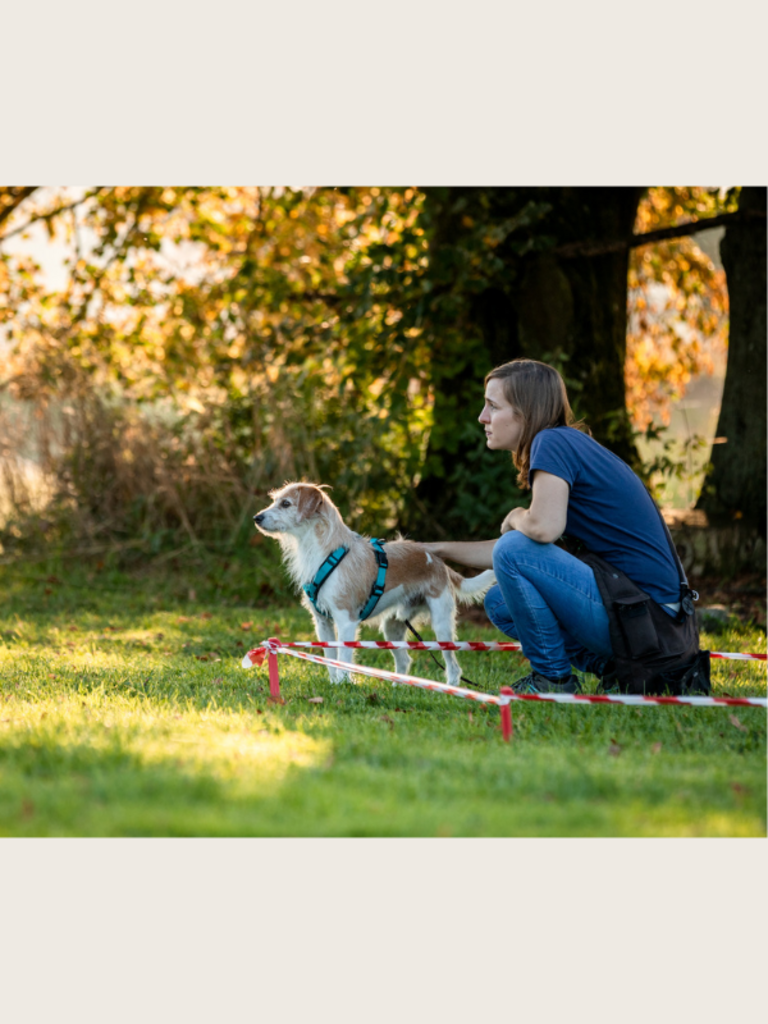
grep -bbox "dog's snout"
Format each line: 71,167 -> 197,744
253,513 -> 265,525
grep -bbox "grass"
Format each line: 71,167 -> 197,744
0,560 -> 765,837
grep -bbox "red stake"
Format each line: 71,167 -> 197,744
268,650 -> 281,698
500,687 -> 514,742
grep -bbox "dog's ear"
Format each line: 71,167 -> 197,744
296,485 -> 326,520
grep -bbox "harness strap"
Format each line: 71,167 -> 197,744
303,538 -> 388,621
303,546 -> 349,616
359,538 -> 388,621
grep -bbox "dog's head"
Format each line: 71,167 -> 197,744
253,483 -> 330,538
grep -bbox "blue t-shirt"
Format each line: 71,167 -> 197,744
529,427 -> 680,607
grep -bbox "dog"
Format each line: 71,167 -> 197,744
253,482 -> 495,685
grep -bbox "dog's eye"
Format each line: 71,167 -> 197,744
280,500 -> 291,508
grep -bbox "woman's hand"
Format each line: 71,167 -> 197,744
500,473 -> 569,543
500,507 -> 527,534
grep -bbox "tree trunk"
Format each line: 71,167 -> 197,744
697,187 -> 767,539
408,187 -> 642,538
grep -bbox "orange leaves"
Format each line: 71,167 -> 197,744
627,196 -> 729,431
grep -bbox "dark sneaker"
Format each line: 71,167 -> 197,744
596,659 -> 622,694
511,671 -> 581,695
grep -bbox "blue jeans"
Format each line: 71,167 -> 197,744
485,531 -> 613,678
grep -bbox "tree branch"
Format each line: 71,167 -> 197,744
555,209 -> 766,259
0,187 -> 108,244
0,187 -> 39,230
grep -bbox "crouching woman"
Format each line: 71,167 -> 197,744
423,358 -> 706,696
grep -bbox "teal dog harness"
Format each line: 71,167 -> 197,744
303,538 -> 388,621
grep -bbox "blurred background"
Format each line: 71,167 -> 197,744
0,186 -> 764,589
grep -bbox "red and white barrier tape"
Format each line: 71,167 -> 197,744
242,639 -> 767,710
243,638 -> 766,661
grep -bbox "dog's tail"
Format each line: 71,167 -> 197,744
449,568 -> 496,605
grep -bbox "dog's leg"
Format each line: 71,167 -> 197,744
311,611 -> 345,684
427,592 -> 461,686
332,610 -> 359,683
381,615 -> 411,680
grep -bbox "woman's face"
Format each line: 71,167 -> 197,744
479,378 -> 524,452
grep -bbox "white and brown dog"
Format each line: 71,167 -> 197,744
253,482 -> 495,685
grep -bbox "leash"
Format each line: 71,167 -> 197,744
403,618 -> 485,690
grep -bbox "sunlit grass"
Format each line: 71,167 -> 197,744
0,563 -> 765,836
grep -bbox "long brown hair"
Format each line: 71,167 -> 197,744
484,358 -> 588,490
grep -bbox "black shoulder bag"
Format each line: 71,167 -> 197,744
564,505 -> 710,696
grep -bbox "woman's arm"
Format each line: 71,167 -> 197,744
421,471 -> 568,565
421,539 -> 498,569
500,471 -> 569,542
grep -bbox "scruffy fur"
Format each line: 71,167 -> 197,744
253,482 -> 496,684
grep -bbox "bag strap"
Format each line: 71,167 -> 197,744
645,490 -> 699,619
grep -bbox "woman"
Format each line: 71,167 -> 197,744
424,358 -> 687,694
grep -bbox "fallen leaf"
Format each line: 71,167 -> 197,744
729,714 -> 747,732
240,622 -> 253,630
307,697 -> 323,704
176,616 -> 191,624
730,782 -> 748,795
608,743 -> 622,757
651,742 -> 662,754
267,695 -> 286,705
235,641 -> 244,647
196,655 -> 209,662
380,715 -> 395,728
199,612 -> 213,620
213,677 -> 223,685
468,712 -> 474,723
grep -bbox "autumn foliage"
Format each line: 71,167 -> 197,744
626,187 -> 732,429
0,186 -> 734,551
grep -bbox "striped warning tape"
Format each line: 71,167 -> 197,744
241,639 -> 768,709
243,638 -> 767,661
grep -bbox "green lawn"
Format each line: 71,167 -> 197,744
0,563 -> 765,836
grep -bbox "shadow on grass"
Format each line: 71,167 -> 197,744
0,718 -> 764,838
